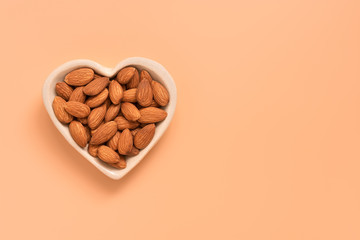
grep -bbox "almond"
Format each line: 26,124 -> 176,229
77,117 -> 88,125
88,144 -> 99,157
94,73 -> 103,78
105,104 -> 120,122
69,87 -> 86,103
134,124 -> 155,149
128,146 -> 140,156
116,67 -> 136,84
90,121 -> 104,135
109,155 -> 126,169
52,96 -> 73,124
107,131 -> 120,150
90,121 -> 117,145
85,88 -> 109,108
127,68 -> 139,89
121,102 -> 141,121
150,100 -> 160,108
131,128 -> 140,136
151,81 -> 169,106
69,121 -> 88,148
118,129 -> 133,155
136,79 -> 153,107
140,70 -> 152,82
87,102 -> 107,129
83,77 -> 109,96
55,82 -> 73,101
97,145 -> 120,163
109,80 -> 123,104
122,88 -> 137,102
114,116 -> 139,130
65,68 -> 94,86
122,84 -> 127,91
64,101 -> 91,118
85,126 -> 91,142
138,107 -> 167,123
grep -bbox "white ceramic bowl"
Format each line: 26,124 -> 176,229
42,57 -> 177,180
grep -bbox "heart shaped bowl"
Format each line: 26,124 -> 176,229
42,57 -> 177,180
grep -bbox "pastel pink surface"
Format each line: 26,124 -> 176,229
0,0 -> 360,240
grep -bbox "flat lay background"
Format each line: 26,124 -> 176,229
0,0 -> 360,239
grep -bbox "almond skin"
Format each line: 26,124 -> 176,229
85,88 -> 109,108
114,116 -> 139,130
69,87 -> 86,103
109,155 -> 126,169
97,145 -> 120,163
127,68 -> 139,89
90,121 -> 117,145
118,129 -> 133,155
150,100 -> 160,108
140,70 -> 152,82
65,68 -> 94,86
69,121 -> 88,148
131,128 -> 140,136
105,104 -> 120,122
83,77 -> 109,96
94,73 -> 103,78
55,82 -> 73,101
90,121 -> 104,135
77,117 -> 88,125
134,124 -> 155,149
151,81 -> 169,106
116,67 -> 136,84
85,126 -> 91,142
64,101 -> 91,118
136,79 -> 153,107
121,102 -> 141,121
128,146 -> 140,156
87,103 -> 107,129
52,96 -> 73,124
109,80 -> 123,104
122,88 -> 137,102
138,107 -> 167,123
107,131 -> 120,150
88,144 -> 99,157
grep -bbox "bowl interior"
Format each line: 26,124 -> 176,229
43,58 -> 177,179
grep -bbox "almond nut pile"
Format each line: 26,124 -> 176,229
52,67 -> 169,169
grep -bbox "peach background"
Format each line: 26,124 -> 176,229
0,0 -> 360,239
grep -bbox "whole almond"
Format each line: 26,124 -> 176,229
134,124 -> 155,149
136,79 -> 153,107
140,70 -> 152,82
55,82 -> 73,101
64,101 -> 91,118
77,117 -> 88,125
109,80 -> 123,104
109,156 -> 126,169
105,104 -> 120,122
85,88 -> 109,108
69,87 -> 86,103
116,67 -> 136,84
88,144 -> 99,157
65,68 -> 94,86
97,145 -> 120,163
138,107 -> 167,123
107,131 -> 120,150
118,129 -> 133,155
131,128 -> 140,136
127,68 -> 139,89
52,96 -> 73,124
122,88 -> 137,102
69,121 -> 88,148
121,102 -> 141,121
83,77 -> 109,96
128,146 -> 140,156
151,81 -> 169,106
114,116 -> 139,130
88,103 -> 107,129
90,121 -> 117,145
